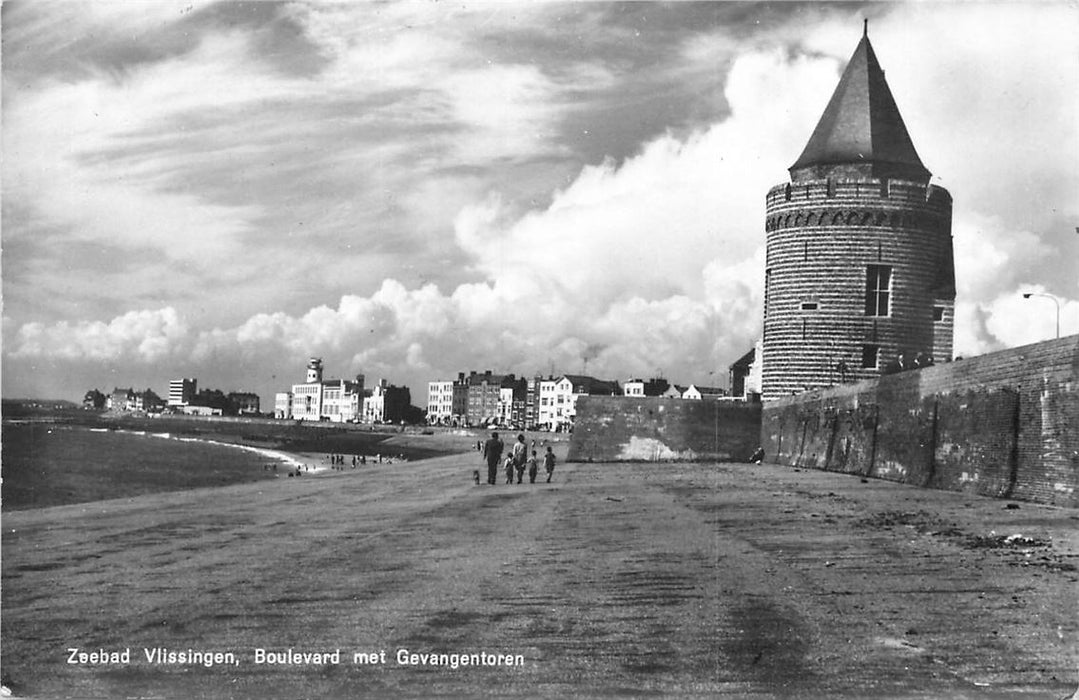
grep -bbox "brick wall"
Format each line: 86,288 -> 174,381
762,179 -> 955,400
568,397 -> 761,463
761,335 -> 1078,507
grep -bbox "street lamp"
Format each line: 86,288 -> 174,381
1021,292 -> 1060,339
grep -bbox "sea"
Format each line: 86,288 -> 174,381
1,422 -> 302,511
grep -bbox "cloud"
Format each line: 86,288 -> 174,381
9,39 -> 835,392
3,3 -> 1076,404
10,308 -> 189,363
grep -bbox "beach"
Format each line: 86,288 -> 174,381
2,439 -> 1076,699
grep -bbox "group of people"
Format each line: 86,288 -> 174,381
482,433 -> 556,485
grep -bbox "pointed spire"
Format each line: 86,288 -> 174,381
790,29 -> 930,183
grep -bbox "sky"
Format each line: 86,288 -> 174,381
3,1 -> 1077,406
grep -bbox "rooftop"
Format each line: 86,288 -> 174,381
790,24 -> 930,184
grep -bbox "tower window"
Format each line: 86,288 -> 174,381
800,302 -> 818,311
764,268 -> 772,316
861,344 -> 880,369
865,265 -> 891,317
933,306 -> 945,322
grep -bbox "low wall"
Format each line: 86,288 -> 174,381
568,397 -> 761,463
761,335 -> 1079,507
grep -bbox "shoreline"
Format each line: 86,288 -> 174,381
88,424 -> 324,473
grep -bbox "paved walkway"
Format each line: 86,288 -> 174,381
3,449 -> 1077,698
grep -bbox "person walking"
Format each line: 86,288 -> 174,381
511,434 -> 527,484
504,453 -> 515,484
544,446 -> 556,483
483,432 -> 504,485
527,450 -> 539,484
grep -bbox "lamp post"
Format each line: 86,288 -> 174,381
1021,292 -> 1060,339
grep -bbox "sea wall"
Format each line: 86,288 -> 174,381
761,335 -> 1079,507
568,397 -> 761,463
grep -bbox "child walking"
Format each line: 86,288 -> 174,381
544,446 -> 556,483
527,450 -> 539,483
504,453 -> 515,484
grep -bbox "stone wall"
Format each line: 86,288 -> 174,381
761,335 -> 1078,507
568,397 -> 761,463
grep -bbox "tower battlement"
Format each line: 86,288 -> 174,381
765,180 -> 951,209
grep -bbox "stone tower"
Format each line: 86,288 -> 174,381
762,26 -> 955,400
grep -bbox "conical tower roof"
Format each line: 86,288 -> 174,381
790,26 -> 930,183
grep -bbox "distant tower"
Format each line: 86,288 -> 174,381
306,357 -> 324,384
762,26 -> 955,400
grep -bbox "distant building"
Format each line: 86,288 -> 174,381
184,405 -> 222,416
168,378 -> 197,407
622,378 -> 670,397
363,379 -> 411,424
498,376 -> 527,427
278,358 -> 366,422
427,378 -> 467,426
525,376 -> 544,428
729,340 -> 763,401
729,348 -> 755,399
539,375 -> 620,431
133,388 -> 166,413
682,385 -> 727,400
108,388 -> 135,412
274,392 -> 291,419
662,385 -> 687,399
465,370 -> 506,426
227,392 -> 260,415
83,389 -> 106,410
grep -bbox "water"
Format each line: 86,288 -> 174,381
1,422 -> 289,510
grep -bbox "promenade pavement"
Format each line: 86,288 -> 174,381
2,443 -> 1077,699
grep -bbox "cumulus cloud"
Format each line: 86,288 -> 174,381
4,3 -> 1076,403
10,308 -> 189,363
10,41 -> 832,393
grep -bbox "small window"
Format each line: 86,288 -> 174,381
800,302 -> 818,311
861,344 -> 880,369
933,306 -> 945,322
764,268 -> 772,315
865,265 -> 892,317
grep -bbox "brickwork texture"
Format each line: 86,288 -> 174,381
761,336 -> 1079,507
763,179 -> 955,400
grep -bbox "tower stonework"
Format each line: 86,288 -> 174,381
762,29 -> 955,401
